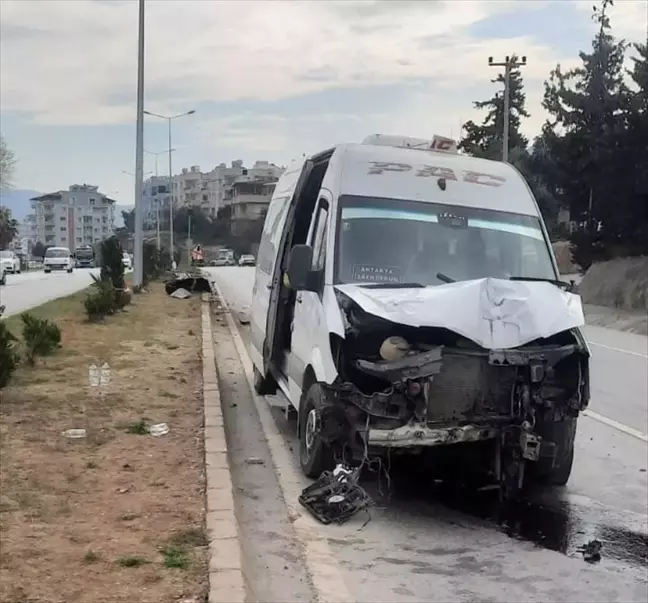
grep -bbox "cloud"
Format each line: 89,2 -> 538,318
571,0 -> 647,43
1,0 -> 571,126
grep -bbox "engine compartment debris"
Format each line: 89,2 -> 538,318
298,464 -> 372,525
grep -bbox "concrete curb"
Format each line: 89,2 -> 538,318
201,293 -> 246,603
206,282 -> 355,603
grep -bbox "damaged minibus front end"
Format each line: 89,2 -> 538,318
317,278 -> 590,495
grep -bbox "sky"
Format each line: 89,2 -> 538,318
0,0 -> 646,206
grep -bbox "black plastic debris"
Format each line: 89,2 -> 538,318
299,464 -> 371,525
578,539 -> 602,563
164,272 -> 212,296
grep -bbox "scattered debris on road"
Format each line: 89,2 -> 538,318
170,287 -> 192,299
578,539 -> 603,563
245,457 -> 265,465
149,422 -> 170,437
164,272 -> 211,297
62,428 -> 86,439
299,464 -> 371,525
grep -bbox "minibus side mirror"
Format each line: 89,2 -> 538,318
286,244 -> 314,291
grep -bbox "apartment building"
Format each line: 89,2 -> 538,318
171,160 -> 284,217
141,176 -> 171,230
30,184 -> 116,251
228,181 -> 277,236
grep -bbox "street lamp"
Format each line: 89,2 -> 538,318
144,149 -> 175,250
488,55 -> 527,163
143,109 -> 196,266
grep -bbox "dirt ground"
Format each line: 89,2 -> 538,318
0,283 -> 208,603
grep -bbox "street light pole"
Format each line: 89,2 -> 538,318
145,149 -> 175,250
143,109 -> 195,268
133,0 -> 145,289
488,55 -> 527,163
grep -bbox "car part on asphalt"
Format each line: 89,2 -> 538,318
298,464 -> 372,525
164,272 -> 212,296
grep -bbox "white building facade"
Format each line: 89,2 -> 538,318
141,176 -> 171,230
30,184 -> 116,251
170,160 -> 284,217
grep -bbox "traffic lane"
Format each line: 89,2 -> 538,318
208,268 -> 648,436
0,268 -> 99,317
586,341 -> 648,435
211,267 -> 647,602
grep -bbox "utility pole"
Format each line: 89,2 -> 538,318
488,55 -> 527,163
133,0 -> 145,289
143,109 -> 196,268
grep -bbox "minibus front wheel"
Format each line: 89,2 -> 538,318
299,383 -> 334,478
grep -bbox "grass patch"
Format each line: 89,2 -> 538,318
116,555 -> 148,568
123,419 -> 149,435
0,282 -> 208,602
83,550 -> 101,564
161,546 -> 189,569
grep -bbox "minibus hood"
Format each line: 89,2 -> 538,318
334,278 -> 585,350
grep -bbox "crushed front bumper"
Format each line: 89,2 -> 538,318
367,422 -> 499,448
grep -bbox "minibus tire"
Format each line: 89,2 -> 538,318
299,383 -> 334,478
530,417 -> 577,486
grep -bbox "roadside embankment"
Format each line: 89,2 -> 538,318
579,256 -> 648,335
0,282 -> 209,603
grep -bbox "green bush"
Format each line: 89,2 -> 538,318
21,313 -> 61,366
84,277 -> 116,321
99,236 -> 126,291
0,322 -> 20,388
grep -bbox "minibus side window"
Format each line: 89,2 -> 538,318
311,203 -> 329,271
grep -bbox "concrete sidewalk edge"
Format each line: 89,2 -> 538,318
201,293 -> 246,603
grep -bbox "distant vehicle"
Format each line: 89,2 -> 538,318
238,254 -> 256,267
0,250 -> 21,274
75,245 -> 95,268
122,252 -> 132,270
213,248 -> 236,266
44,246 -> 74,273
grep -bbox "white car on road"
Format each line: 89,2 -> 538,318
0,250 -> 21,274
238,254 -> 256,267
44,246 -> 74,273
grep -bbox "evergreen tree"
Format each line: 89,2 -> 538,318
541,0 -> 632,259
459,55 -> 530,160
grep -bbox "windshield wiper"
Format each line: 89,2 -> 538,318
361,282 -> 425,289
436,272 -> 455,284
509,276 -> 575,291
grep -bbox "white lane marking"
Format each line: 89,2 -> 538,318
210,278 -> 355,603
588,341 -> 648,358
583,410 -> 648,443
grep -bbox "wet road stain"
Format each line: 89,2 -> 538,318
364,469 -> 648,569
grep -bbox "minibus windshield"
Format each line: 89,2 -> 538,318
335,195 -> 555,286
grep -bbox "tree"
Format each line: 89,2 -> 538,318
0,135 -> 16,193
32,241 -> 47,258
459,55 -> 530,160
541,0 -> 634,261
173,206 -> 215,244
0,206 -> 18,248
122,209 -> 135,233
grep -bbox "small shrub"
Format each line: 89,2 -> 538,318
20,313 -> 61,366
0,322 -> 20,388
84,277 -> 116,321
99,236 -> 126,291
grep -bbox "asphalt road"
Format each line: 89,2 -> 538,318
0,268 -> 100,317
207,266 -> 648,603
